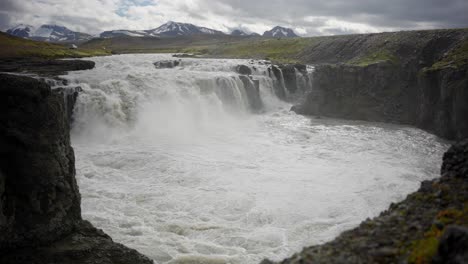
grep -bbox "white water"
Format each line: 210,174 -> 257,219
63,54 -> 447,264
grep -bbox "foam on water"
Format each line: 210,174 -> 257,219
63,54 -> 448,264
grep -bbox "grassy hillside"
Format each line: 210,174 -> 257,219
81,35 -> 313,63
2,28 -> 467,68
0,32 -> 110,58
81,29 -> 468,67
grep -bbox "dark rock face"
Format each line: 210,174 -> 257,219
2,221 -> 154,264
416,67 -> 468,140
0,59 -> 95,77
235,64 -> 252,75
291,29 -> 468,141
0,74 -> 80,250
433,225 -> 468,264
278,65 -> 297,93
294,62 -> 410,123
293,62 -> 468,140
0,74 -> 152,264
55,86 -> 83,122
154,60 -> 180,68
239,75 -> 263,111
268,65 -> 286,100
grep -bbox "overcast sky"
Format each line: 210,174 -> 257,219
1,0 -> 467,36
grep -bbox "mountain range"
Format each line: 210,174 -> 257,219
6,24 -> 92,42
5,22 -> 299,42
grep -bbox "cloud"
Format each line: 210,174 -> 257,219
0,0 -> 467,36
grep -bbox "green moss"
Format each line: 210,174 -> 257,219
207,38 -> 315,63
405,205 -> 468,264
408,235 -> 439,264
429,40 -> 468,70
348,50 -> 399,66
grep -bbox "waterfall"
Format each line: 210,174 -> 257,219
62,54 -> 313,141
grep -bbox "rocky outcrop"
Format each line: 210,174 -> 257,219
235,64 -> 252,75
0,58 -> 95,78
277,64 -> 310,94
267,65 -> 286,99
416,66 -> 468,140
154,60 -> 180,68
0,74 -> 80,249
293,62 -> 468,140
293,62 -> 411,123
239,75 -> 263,111
262,139 -> 468,264
0,74 -> 152,264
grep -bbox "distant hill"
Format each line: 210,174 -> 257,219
263,26 -> 299,38
6,24 -> 92,42
0,31 -> 108,58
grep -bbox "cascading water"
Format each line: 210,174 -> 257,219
62,54 -> 447,264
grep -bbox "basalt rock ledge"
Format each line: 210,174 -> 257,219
0,73 -> 153,264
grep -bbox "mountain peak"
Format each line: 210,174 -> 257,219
263,26 -> 298,38
148,21 -> 224,37
6,24 -> 91,42
231,29 -> 248,36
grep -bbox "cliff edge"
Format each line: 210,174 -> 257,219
292,29 -> 468,140
0,74 -> 152,264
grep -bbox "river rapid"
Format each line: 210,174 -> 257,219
62,54 -> 447,264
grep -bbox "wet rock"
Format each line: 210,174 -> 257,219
278,64 -> 297,93
269,65 -> 286,100
154,60 -> 180,68
236,64 -> 252,75
239,75 -> 263,111
55,86 -> 82,122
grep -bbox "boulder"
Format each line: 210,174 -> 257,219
235,64 -> 252,75
154,60 -> 180,68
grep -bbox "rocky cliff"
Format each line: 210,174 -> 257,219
292,29 -> 468,140
0,73 -> 152,264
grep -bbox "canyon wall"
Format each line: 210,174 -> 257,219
293,29 -> 468,140
0,73 -> 153,264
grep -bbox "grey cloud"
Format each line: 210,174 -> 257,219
0,0 -> 467,36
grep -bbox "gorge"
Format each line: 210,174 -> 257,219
0,28 -> 467,264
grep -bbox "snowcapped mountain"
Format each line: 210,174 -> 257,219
231,29 -> 248,36
263,26 -> 299,38
100,30 -> 152,38
6,24 -> 35,38
147,21 -> 224,37
6,24 -> 92,42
